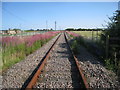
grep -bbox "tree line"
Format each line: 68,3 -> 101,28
65,28 -> 103,31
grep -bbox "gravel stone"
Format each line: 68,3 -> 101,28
66,34 -> 120,89
0,75 -> 2,89
34,33 -> 81,88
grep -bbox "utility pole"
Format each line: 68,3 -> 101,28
97,30 -> 98,41
19,23 -> 22,37
46,20 -> 48,31
92,29 -> 93,41
55,21 -> 56,30
96,27 -> 98,41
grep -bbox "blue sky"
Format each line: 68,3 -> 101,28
2,2 -> 118,30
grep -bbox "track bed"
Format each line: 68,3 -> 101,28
33,33 -> 84,88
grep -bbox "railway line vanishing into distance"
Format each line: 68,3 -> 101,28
21,32 -> 89,89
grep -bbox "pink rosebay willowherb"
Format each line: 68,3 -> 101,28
1,31 -> 60,47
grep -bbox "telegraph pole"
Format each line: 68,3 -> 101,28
46,20 -> 48,31
97,30 -> 98,41
55,21 -> 56,30
92,29 -> 93,41
19,23 -> 22,37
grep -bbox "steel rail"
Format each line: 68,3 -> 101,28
64,32 -> 89,90
21,33 -> 61,89
21,32 -> 89,89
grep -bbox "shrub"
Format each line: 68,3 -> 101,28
71,40 -> 78,54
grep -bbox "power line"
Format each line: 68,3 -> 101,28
2,7 -> 26,23
2,7 -> 27,30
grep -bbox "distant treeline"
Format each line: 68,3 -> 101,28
25,29 -> 54,32
65,28 -> 104,31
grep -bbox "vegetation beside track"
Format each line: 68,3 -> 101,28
72,31 -> 102,39
1,31 -> 60,71
67,31 -> 105,60
67,10 -> 120,80
99,10 -> 120,78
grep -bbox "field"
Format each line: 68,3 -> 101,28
1,31 -> 49,37
72,31 -> 102,40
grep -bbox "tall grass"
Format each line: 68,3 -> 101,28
72,31 -> 102,39
1,31 -> 60,70
67,31 -> 105,60
66,31 -> 80,54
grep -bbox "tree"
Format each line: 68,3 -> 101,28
105,10 -> 120,37
100,10 -> 120,77
65,28 -> 75,31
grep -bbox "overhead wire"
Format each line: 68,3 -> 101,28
2,7 -> 26,23
2,7 -> 27,30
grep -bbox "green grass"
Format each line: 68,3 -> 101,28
68,31 -> 105,59
69,31 -> 120,79
72,31 -> 102,39
2,37 -> 53,71
71,40 -> 79,54
0,50 -> 2,73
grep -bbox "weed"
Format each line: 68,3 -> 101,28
71,40 -> 78,54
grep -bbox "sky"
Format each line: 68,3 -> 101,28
2,0 -> 120,2
2,2 -> 118,30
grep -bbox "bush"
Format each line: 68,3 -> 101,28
67,31 -> 105,62
105,59 -> 115,71
71,40 -> 78,54
100,10 -> 120,78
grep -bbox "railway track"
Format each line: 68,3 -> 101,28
21,32 -> 89,89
